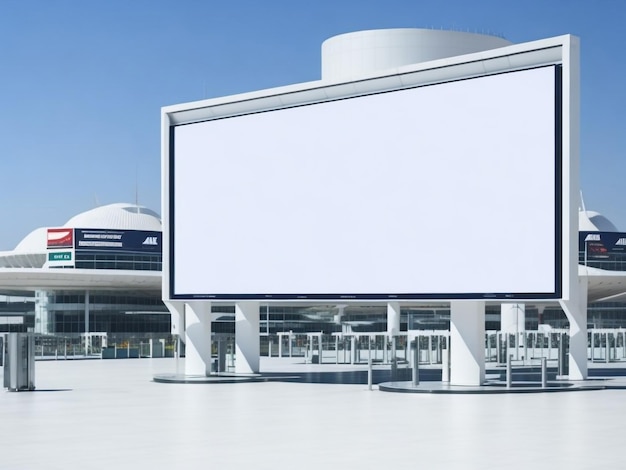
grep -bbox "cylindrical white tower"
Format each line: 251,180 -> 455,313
321,28 -> 512,81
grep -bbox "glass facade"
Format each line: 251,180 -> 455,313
33,228 -> 165,339
43,290 -> 168,334
577,231 -> 626,329
74,252 -> 161,271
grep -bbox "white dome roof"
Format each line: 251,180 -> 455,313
10,203 -> 161,255
579,210 -> 619,232
64,203 -> 161,232
13,227 -> 48,253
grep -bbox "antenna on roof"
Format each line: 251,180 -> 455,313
580,190 -> 586,212
135,164 -> 140,213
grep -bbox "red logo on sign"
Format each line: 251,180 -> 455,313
47,228 -> 74,249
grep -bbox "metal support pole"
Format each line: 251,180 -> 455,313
591,331 -> 595,362
496,332 -> 501,365
428,335 -> 433,364
442,346 -> 450,382
318,333 -> 323,365
288,332 -> 292,358
541,357 -> 547,388
506,354 -> 512,388
368,358 -> 373,391
383,335 -> 388,363
412,342 -> 419,386
84,290 -> 90,357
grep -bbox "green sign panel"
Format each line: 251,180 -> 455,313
48,251 -> 72,261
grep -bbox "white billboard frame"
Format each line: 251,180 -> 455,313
162,35 -> 578,303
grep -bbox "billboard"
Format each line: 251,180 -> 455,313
164,36 -> 577,301
74,229 -> 161,253
47,228 -> 73,249
580,232 -> 626,260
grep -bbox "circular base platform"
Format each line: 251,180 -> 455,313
153,372 -> 299,384
378,380 -> 608,394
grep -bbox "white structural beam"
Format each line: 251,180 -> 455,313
559,275 -> 588,380
184,301 -> 212,376
164,300 -> 185,339
84,290 -> 90,356
387,302 -> 400,336
235,301 -> 260,374
450,301 -> 485,386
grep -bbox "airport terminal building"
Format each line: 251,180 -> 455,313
0,203 -> 168,346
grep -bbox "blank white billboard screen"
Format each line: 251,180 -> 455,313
171,65 -> 560,300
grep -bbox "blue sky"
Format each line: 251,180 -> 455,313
0,0 -> 624,249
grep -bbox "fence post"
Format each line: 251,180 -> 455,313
506,354 -> 512,388
413,341 -> 419,386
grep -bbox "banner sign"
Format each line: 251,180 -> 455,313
47,228 -> 74,249
46,249 -> 74,268
579,231 -> 626,259
74,229 -> 161,253
48,251 -> 72,261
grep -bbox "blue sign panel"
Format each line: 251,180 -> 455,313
579,231 -> 626,259
75,229 -> 162,253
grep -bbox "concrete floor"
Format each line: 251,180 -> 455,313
2,357 -> 626,469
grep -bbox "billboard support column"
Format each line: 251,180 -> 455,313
164,301 -> 185,356
450,301 -> 485,386
501,303 -> 525,360
165,301 -> 185,338
500,303 -> 525,334
84,290 -> 90,356
387,302 -> 400,336
559,275 -> 588,380
235,301 -> 260,374
184,301 -> 212,376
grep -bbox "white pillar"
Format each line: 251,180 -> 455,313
84,290 -> 90,356
164,300 -> 185,359
387,302 -> 400,336
235,301 -> 260,374
164,300 -> 185,337
184,301 -> 212,376
450,301 -> 485,386
350,336 -> 356,364
559,275 -> 588,380
501,303 -> 526,361
318,333 -> 323,364
500,303 -> 525,333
